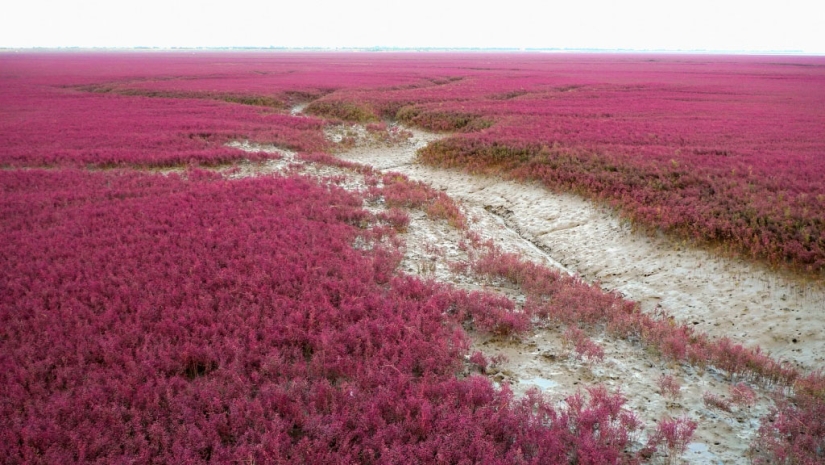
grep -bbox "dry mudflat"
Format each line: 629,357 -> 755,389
226,122 -> 824,464
335,126 -> 825,370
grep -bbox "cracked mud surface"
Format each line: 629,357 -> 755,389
334,126 -> 825,370
223,120 -> 824,463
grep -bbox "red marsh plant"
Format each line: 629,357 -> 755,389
3,51 -> 822,463
657,374 -> 682,401
1,169 -> 664,463
8,52 -> 824,272
562,326 -> 605,363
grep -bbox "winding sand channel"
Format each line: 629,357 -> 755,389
335,127 -> 825,370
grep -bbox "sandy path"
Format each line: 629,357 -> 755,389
334,127 -> 825,370
226,130 -> 796,463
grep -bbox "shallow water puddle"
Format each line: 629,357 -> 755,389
520,377 -> 559,391
684,442 -> 723,464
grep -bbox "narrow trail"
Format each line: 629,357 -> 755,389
226,124 -> 800,463
334,126 -> 825,370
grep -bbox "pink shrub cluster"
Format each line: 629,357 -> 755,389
703,392 -> 733,412
730,383 -> 757,406
376,208 -> 411,232
468,351 -> 489,373
395,105 -> 493,133
550,386 -> 643,463
2,169 -> 664,463
0,86 -> 329,167
295,153 -> 468,229
643,417 -> 697,461
752,372 -> 825,464
657,375 -> 682,400
562,326 -> 605,362
306,99 -> 379,123
0,55 -> 335,167
376,172 -> 467,229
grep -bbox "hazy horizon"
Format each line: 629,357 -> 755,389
2,1 -> 823,55
1,47 -> 821,56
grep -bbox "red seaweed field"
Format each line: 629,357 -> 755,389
3,52 -> 824,272
1,169 -> 676,463
1,52 -> 824,463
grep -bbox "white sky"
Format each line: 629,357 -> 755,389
2,0 -> 823,53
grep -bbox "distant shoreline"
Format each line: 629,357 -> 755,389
0,47 -> 817,56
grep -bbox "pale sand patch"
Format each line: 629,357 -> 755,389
332,125 -> 825,370
393,198 -> 771,464
396,197 -> 770,464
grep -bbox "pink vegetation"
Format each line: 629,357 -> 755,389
1,169 -> 656,463
0,54 -> 330,167
2,52 -> 824,462
3,52 -> 823,270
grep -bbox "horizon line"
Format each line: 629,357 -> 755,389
1,46 -> 822,56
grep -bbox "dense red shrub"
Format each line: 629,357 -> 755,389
0,55 -> 336,167
4,52 -> 823,270
730,382 -> 757,406
0,85 -> 329,167
376,207 -> 411,232
375,172 -> 467,229
643,417 -> 697,461
405,61 -> 825,273
1,169 -> 655,463
294,154 -> 468,229
752,372 -> 825,464
2,51 -> 821,462
468,351 -> 489,373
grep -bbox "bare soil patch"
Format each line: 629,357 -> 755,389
332,125 -> 825,371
